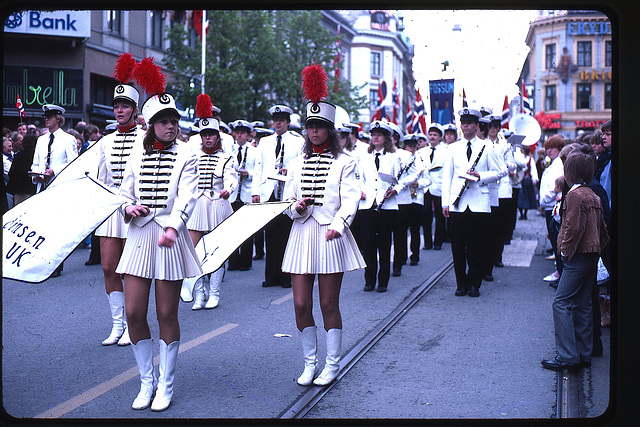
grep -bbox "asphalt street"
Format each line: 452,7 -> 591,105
2,210 -> 612,421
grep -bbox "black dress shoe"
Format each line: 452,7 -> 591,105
433,245 -> 442,250
468,287 -> 480,297
541,358 -> 580,371
228,266 -> 240,271
252,254 -> 264,260
239,266 -> 251,271
494,261 -> 504,268
483,274 -> 494,282
363,284 -> 375,292
376,286 -> 387,293
85,259 -> 100,266
50,270 -> 61,278
392,268 -> 401,277
262,281 -> 278,287
422,245 -> 433,250
455,288 -> 468,296
410,260 -> 418,266
281,282 -> 292,288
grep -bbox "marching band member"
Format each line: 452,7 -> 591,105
283,64 -> 365,386
116,58 -> 201,411
360,120 -> 403,293
187,94 -> 237,310
441,108 -> 503,298
395,134 -> 428,268
420,123 -> 447,251
483,114 -> 516,281
443,123 -> 458,144
227,120 -> 255,271
251,104 -> 304,288
95,53 -> 143,346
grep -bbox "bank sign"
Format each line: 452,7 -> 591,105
4,10 -> 91,38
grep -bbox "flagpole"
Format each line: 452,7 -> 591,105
201,10 -> 206,95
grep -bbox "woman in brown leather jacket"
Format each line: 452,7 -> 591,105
541,152 -> 609,371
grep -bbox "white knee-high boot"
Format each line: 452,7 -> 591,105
191,276 -> 207,310
297,326 -> 318,386
205,269 -> 223,309
131,338 -> 155,410
102,291 -> 125,346
313,328 -> 342,386
151,339 -> 179,412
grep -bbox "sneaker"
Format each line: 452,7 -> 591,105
543,271 -> 560,282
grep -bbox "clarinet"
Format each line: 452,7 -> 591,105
375,157 -> 415,212
452,144 -> 485,208
275,141 -> 285,200
238,146 -> 247,190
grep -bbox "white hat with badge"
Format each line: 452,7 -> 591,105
134,57 -> 179,124
112,52 -> 139,106
369,120 -> 394,135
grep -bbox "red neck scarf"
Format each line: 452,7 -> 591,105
203,145 -> 219,155
153,140 -> 171,150
117,123 -> 136,133
312,140 -> 330,153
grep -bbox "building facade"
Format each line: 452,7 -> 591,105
3,9 -> 414,133
521,10 -> 612,139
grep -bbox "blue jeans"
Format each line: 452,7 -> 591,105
552,252 -> 598,364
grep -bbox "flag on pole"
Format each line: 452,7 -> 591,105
462,88 -> 468,107
412,89 -> 426,134
16,95 -> 26,120
405,102 -> 414,134
391,76 -> 400,124
193,10 -> 208,40
372,79 -> 387,122
519,79 -> 532,115
501,95 -> 510,129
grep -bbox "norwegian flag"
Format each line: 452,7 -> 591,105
193,10 -> 208,40
462,88 -> 468,107
371,80 -> 387,122
405,102 -> 414,134
16,95 -> 26,119
411,89 -> 426,134
391,76 -> 400,124
501,95 -> 510,128
519,79 -> 532,115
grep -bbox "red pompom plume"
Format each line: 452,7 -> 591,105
301,64 -> 328,104
133,57 -> 166,96
195,94 -> 213,119
112,52 -> 137,84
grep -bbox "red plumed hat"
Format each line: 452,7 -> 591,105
133,56 -> 166,96
111,52 -> 139,106
301,63 -> 335,126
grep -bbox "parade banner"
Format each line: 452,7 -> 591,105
429,79 -> 455,125
2,175 -> 127,283
180,201 -> 294,301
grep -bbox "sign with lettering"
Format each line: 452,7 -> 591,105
3,65 -> 83,115
534,111 -> 562,130
575,119 -> 608,129
4,10 -> 91,38
429,79 -> 455,125
567,21 -> 611,36
579,70 -> 612,81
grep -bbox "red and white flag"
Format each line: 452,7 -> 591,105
501,95 -> 510,129
16,95 -> 26,119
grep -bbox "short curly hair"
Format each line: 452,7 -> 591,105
544,135 -> 565,151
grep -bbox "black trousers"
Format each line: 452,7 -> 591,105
394,203 -> 422,268
360,208 -> 396,289
448,209 -> 490,291
422,191 -> 446,248
506,188 -> 519,240
253,227 -> 264,258
484,199 -> 510,276
263,196 -> 292,286
228,200 -> 253,270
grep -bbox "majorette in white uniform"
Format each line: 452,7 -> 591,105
116,94 -> 201,281
186,93 -> 238,310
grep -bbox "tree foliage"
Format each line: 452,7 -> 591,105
164,10 -> 367,125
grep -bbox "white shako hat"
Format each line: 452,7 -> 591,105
305,100 -> 336,126
134,57 -> 179,124
141,92 -> 179,125
301,64 -> 335,126
112,52 -> 139,106
195,93 -> 219,133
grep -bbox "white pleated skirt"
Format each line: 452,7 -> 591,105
95,210 -> 128,239
187,196 -> 233,232
282,217 -> 366,275
116,220 -> 203,280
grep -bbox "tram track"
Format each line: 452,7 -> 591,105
277,259 -> 454,419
